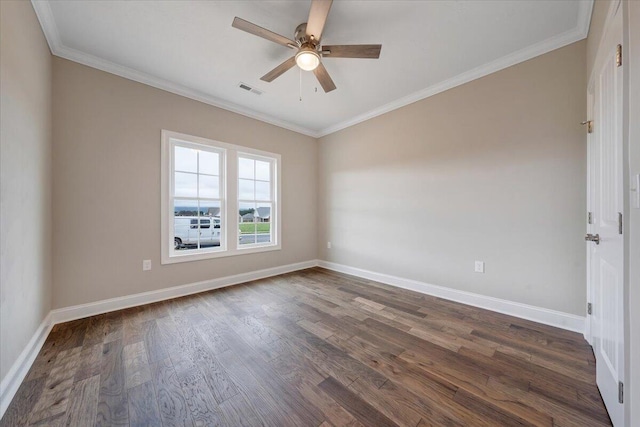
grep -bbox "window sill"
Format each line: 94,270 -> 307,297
161,243 -> 281,265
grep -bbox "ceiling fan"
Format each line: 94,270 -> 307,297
232,0 -> 382,93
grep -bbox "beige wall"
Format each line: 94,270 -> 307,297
52,58 -> 317,309
0,1 -> 53,381
318,41 -> 587,315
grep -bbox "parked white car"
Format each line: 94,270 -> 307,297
174,216 -> 220,248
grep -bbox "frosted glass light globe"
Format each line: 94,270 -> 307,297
295,50 -> 320,71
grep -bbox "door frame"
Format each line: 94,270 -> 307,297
585,80 -> 594,345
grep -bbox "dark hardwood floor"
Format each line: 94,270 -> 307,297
1,267 -> 611,426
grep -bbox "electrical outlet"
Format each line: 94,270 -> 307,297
142,259 -> 152,271
327,242 -> 332,249
474,261 -> 485,273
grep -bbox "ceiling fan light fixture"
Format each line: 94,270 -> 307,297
232,0 -> 381,92
295,48 -> 320,71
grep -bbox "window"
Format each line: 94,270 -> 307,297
170,139 -> 224,255
161,130 -> 280,264
238,154 -> 275,247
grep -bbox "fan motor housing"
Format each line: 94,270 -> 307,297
294,23 -> 319,48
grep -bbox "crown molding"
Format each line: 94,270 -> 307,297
31,0 -> 61,53
32,0 -> 593,140
30,0 -> 321,138
316,0 -> 594,138
54,44 -> 323,138
577,0 -> 596,39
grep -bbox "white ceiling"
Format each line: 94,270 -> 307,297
32,0 -> 593,137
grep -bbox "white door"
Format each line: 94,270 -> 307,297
588,5 -> 625,425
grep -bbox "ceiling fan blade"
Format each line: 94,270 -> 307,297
232,17 -> 297,49
306,0 -> 333,41
260,56 -> 297,82
321,44 -> 382,59
313,63 -> 336,92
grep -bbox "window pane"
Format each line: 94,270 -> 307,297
174,200 -> 199,251
239,202 -> 256,246
239,157 -> 255,179
256,160 -> 270,181
255,181 -> 270,201
200,200 -> 221,219
174,146 -> 197,173
256,203 -> 272,244
238,201 -> 255,223
174,172 -> 197,197
199,151 -> 219,176
239,179 -> 254,200
240,233 -> 256,245
174,199 -> 199,217
199,175 -> 219,199
199,200 -> 222,249
255,203 -> 271,222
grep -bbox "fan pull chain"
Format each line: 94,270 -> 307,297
299,68 -> 302,102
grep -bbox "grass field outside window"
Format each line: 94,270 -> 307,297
239,223 -> 271,234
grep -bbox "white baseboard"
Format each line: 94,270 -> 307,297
1,257 -> 586,419
0,259 -> 316,419
317,260 -> 586,334
50,260 -> 318,324
0,313 -> 54,418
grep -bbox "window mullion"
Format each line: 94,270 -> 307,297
227,149 -> 239,252
196,150 -> 201,249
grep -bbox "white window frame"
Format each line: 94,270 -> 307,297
161,130 -> 281,264
237,152 -> 278,250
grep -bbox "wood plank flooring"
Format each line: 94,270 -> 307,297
1,267 -> 611,426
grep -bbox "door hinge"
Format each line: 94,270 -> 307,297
618,212 -> 623,234
587,302 -> 592,315
619,381 -> 624,404
587,212 -> 593,224
616,44 -> 622,67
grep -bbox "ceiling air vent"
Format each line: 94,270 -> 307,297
238,82 -> 263,95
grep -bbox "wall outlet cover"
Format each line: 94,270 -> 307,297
474,261 -> 485,273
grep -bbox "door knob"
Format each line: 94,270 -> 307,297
585,233 -> 600,244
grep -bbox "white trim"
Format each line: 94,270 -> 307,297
236,151 -> 279,252
0,313 -> 54,419
317,260 -> 586,334
577,0 -> 596,39
31,0 -> 593,139
585,80 -> 596,344
50,260 -> 315,324
30,0 -> 62,54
